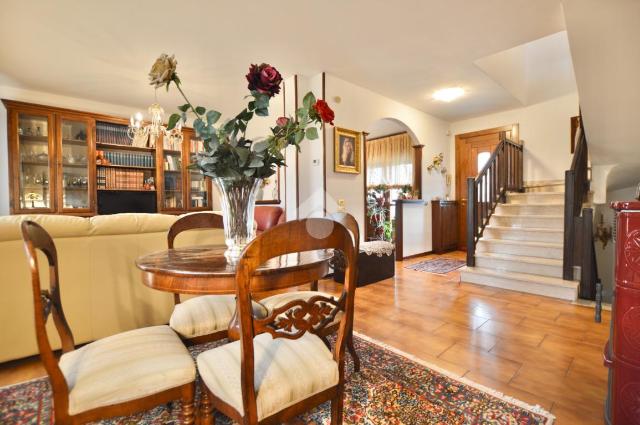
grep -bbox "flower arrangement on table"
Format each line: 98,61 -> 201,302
148,54 -> 335,260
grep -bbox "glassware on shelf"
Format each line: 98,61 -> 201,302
18,114 -> 51,210
60,119 -> 90,210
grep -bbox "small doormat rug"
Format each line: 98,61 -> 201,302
0,333 -> 553,424
405,257 -> 466,274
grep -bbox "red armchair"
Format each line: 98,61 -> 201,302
255,206 -> 285,234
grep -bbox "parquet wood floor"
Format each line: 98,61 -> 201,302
0,251 -> 609,424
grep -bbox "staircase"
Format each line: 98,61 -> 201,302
461,184 -> 580,301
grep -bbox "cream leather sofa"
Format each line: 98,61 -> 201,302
0,213 -> 224,363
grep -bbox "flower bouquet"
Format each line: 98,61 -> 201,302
148,54 -> 334,260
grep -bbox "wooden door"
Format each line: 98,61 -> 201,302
455,125 -> 518,250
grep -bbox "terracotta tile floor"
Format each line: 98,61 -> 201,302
0,251 -> 609,424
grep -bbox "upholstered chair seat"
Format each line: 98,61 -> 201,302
59,325 -> 196,415
260,291 -> 343,328
169,295 -> 268,339
197,332 -> 338,420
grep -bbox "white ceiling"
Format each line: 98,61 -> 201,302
474,31 -> 577,106
563,0 -> 640,168
0,0 -> 568,121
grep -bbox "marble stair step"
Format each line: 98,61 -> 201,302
460,266 -> 578,301
495,203 -> 564,216
507,192 -> 565,204
489,214 -> 564,230
476,238 -> 563,260
474,252 -> 571,279
482,225 -> 564,244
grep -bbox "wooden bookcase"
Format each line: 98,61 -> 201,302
3,99 -> 212,216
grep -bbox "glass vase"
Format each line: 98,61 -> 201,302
213,176 -> 262,263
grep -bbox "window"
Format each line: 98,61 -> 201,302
366,133 -> 413,192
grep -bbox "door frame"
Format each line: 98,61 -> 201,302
454,124 -> 519,250
454,124 -> 519,201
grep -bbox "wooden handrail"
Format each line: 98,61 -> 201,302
563,116 -> 598,299
466,138 -> 524,266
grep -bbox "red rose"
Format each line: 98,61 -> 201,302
246,63 -> 282,97
276,116 -> 289,127
312,99 -> 335,125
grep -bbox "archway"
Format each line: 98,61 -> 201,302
364,117 -> 421,241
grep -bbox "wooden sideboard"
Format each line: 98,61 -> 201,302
432,200 -> 458,253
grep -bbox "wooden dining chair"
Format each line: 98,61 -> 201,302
196,218 -> 357,424
167,212 -> 267,344
20,220 -> 196,425
259,212 -> 361,371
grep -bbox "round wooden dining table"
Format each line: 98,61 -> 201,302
135,244 -> 333,295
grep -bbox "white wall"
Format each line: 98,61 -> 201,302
296,74 -> 325,219
449,92 -> 579,196
323,74 -> 450,238
282,76 -> 299,221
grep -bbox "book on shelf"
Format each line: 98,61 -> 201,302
97,167 -> 146,190
96,121 -> 131,146
190,138 -> 204,153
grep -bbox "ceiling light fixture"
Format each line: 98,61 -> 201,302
128,91 -> 183,147
432,87 -> 465,102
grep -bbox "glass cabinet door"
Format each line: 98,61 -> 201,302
16,112 -> 55,211
58,116 -> 93,212
162,150 -> 184,210
187,136 -> 210,210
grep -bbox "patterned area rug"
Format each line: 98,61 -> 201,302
0,333 -> 553,424
405,258 -> 466,274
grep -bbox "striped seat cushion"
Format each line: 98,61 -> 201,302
170,295 -> 268,339
197,332 -> 338,420
59,325 -> 195,415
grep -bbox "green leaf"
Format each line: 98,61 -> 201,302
224,119 -> 236,133
297,107 -> 308,120
193,118 -> 205,135
195,106 -> 206,115
244,169 -> 256,176
236,147 -> 250,165
305,127 -> 319,140
247,101 -> 256,111
249,158 -> 264,168
178,104 -> 190,113
294,129 -> 304,144
238,109 -> 253,121
303,92 -> 316,109
255,107 -> 268,117
206,110 -> 221,125
167,113 -> 181,130
254,93 -> 270,109
253,140 -> 269,152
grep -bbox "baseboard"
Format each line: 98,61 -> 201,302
401,250 -> 433,260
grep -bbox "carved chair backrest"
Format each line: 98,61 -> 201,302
234,218 -> 357,420
167,213 -> 224,304
167,212 -> 224,249
20,220 -> 74,412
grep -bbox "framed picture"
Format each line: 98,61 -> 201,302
334,127 -> 361,174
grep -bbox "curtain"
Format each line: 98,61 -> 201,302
366,133 -> 413,187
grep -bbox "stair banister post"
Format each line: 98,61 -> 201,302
563,169 -> 576,280
466,177 -> 477,266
